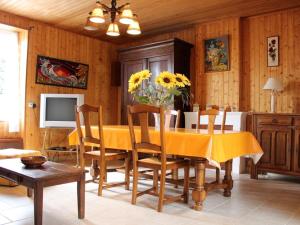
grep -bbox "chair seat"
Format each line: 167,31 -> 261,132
84,151 -> 127,160
138,157 -> 189,170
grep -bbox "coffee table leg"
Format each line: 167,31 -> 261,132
223,159 -> 233,197
192,158 -> 206,211
34,183 -> 43,225
77,172 -> 85,219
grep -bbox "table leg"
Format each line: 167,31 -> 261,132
77,172 -> 85,219
27,188 -> 33,197
90,160 -> 100,180
250,158 -> 258,179
34,183 -> 43,225
223,159 -> 233,197
192,158 -> 206,211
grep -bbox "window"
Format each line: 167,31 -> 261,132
0,24 -> 28,132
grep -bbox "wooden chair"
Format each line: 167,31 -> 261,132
197,107 -> 232,184
127,104 -> 190,212
75,104 -> 130,196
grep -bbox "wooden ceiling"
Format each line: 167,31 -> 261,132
0,0 -> 300,43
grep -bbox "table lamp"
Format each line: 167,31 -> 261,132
263,77 -> 283,113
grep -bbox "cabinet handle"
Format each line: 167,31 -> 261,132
272,118 -> 278,123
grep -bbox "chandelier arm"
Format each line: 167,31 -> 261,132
96,1 -> 111,12
117,3 -> 130,11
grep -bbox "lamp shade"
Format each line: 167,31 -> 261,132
127,19 -> 141,35
89,7 -> 105,23
84,18 -> 99,31
119,6 -> 134,24
106,23 -> 120,36
263,77 -> 283,91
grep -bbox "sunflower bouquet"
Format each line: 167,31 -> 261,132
128,70 -> 190,108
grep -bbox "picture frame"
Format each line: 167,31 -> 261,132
267,36 -> 279,67
35,55 -> 89,89
204,35 -> 230,72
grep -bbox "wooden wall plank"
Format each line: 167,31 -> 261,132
0,10 -> 118,149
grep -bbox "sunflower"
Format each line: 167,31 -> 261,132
175,73 -> 191,86
128,73 -> 143,93
155,71 -> 176,89
139,70 -> 151,80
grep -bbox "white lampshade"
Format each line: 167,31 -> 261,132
84,18 -> 99,31
106,23 -> 120,36
89,7 -> 105,23
127,19 -> 141,35
263,77 -> 283,91
119,6 -> 134,24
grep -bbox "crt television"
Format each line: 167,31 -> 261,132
39,93 -> 84,128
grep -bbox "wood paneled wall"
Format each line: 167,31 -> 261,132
119,8 -> 300,113
241,8 -> 300,113
194,17 -> 241,109
0,10 -> 118,149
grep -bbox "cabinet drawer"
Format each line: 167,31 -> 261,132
256,116 -> 292,126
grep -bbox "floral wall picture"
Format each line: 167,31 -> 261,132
204,35 -> 229,72
267,36 -> 279,67
36,55 -> 89,89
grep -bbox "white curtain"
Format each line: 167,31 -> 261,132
0,28 -> 25,132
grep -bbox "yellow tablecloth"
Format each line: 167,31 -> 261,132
69,125 -> 263,167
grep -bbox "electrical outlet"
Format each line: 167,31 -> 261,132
28,101 -> 36,108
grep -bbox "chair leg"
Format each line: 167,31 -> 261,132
171,169 -> 179,188
158,168 -> 166,212
131,159 -> 138,205
183,166 -> 190,203
153,169 -> 159,194
125,155 -> 130,190
216,168 -> 220,184
98,160 -> 105,196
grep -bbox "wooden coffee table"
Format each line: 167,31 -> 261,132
0,159 -> 85,225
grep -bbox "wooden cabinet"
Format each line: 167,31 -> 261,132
118,39 -> 193,126
251,113 -> 300,178
294,119 -> 300,173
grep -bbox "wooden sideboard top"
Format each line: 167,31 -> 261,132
248,112 -> 300,116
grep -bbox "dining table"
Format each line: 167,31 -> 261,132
68,125 -> 263,210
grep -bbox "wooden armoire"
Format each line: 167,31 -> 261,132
118,38 -> 193,126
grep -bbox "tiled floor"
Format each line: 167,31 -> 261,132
0,170 -> 299,225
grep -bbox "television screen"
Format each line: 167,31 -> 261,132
45,98 -> 77,122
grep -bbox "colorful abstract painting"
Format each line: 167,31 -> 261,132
36,55 -> 89,89
204,36 -> 229,72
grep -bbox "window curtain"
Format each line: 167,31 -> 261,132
0,28 -> 27,132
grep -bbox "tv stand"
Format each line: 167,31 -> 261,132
42,128 -> 79,166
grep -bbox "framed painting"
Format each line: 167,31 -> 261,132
36,55 -> 89,89
204,35 -> 229,72
267,36 -> 279,67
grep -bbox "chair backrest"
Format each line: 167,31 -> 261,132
75,104 -> 105,151
197,106 -> 232,133
127,104 -> 166,158
169,110 -> 180,128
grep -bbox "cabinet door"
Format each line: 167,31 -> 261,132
147,55 -> 173,125
148,55 -> 173,81
273,127 -> 292,171
293,127 -> 300,173
257,127 -> 273,168
121,59 -> 147,124
257,126 -> 292,171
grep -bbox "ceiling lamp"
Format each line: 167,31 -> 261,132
127,15 -> 141,35
84,16 -> 99,31
85,0 -> 141,37
89,5 -> 105,23
119,5 -> 134,25
106,23 -> 120,36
